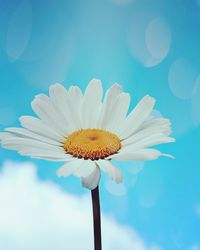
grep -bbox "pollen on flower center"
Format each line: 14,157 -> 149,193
64,129 -> 121,160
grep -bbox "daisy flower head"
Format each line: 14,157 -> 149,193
0,79 -> 175,190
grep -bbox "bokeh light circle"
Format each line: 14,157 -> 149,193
145,17 -> 171,65
127,10 -> 171,67
125,161 -> 144,175
6,0 -> 32,62
105,180 -> 127,196
139,176 -> 163,208
168,58 -> 198,100
17,33 -> 76,90
191,75 -> 200,126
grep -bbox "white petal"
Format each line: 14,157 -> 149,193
26,156 -> 71,162
98,83 -> 122,128
97,160 -> 122,183
67,86 -> 83,130
31,94 -> 69,136
19,150 -> 72,162
49,83 -> 75,132
162,153 -> 175,159
20,116 -> 64,141
1,137 -> 64,153
1,134 -> 71,161
49,83 -> 68,101
49,83 -> 83,132
0,132 -> 18,140
121,134 -> 175,152
122,125 -> 175,146
139,118 -> 172,136
81,79 -> 103,128
119,95 -> 156,139
5,127 -> 63,146
82,166 -> 100,190
57,159 -> 84,177
19,148 -> 70,158
104,92 -> 130,134
110,148 -> 172,161
73,160 -> 96,178
122,127 -> 169,147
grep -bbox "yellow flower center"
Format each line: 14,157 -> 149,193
64,129 -> 121,160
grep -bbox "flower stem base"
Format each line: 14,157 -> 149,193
91,186 -> 102,250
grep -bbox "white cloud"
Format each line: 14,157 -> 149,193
0,161 -> 161,250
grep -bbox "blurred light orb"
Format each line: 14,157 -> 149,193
189,245 -> 200,250
169,58 -> 198,100
191,76 -> 200,126
9,1 -> 76,90
6,0 -> 32,62
139,176 -> 163,208
9,2 -> 68,62
0,107 -> 16,126
194,203 -> 200,216
145,17 -> 171,65
126,161 -> 144,175
105,180 -> 127,196
125,174 -> 138,188
17,34 -> 75,90
127,10 -> 171,67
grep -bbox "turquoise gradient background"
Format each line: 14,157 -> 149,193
0,0 -> 200,249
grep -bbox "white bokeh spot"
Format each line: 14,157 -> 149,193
168,58 -> 198,100
189,244 -> 200,250
127,10 -> 171,67
145,17 -> 171,66
6,0 -> 32,62
194,203 -> 200,216
191,76 -> 200,126
126,161 -> 144,175
17,33 -> 75,90
139,175 -> 163,209
105,179 -> 127,196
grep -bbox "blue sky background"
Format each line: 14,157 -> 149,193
0,0 -> 200,249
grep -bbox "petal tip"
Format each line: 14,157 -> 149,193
89,78 -> 102,86
162,153 -> 175,159
146,95 -> 156,104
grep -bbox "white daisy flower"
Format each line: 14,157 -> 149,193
0,79 -> 175,190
